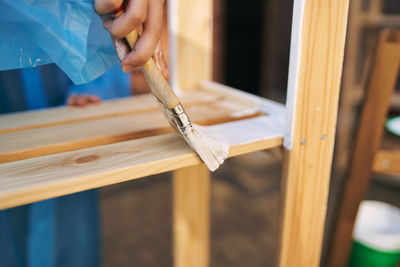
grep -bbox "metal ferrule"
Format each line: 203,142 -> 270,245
170,104 -> 193,134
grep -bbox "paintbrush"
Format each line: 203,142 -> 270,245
109,5 -> 229,171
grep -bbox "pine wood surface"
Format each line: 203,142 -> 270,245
0,85 -> 284,210
0,92 -> 260,164
0,122 -> 282,210
171,0 -> 215,266
0,91 -> 217,134
278,0 -> 349,266
173,165 -> 210,267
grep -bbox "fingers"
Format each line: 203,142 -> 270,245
67,94 -> 101,107
103,0 -> 148,38
89,95 -> 101,104
121,0 -> 163,68
67,94 -> 78,106
95,0 -> 123,14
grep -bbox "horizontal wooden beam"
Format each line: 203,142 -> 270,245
0,91 -> 219,134
0,116 -> 282,209
0,82 -> 285,209
360,14 -> 400,27
0,90 -> 261,163
372,149 -> 400,175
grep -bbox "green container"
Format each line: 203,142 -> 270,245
349,241 -> 400,267
348,201 -> 400,267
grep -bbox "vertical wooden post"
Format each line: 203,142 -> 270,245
335,0 -> 363,169
170,0 -> 213,266
173,165 -> 210,267
278,0 -> 349,266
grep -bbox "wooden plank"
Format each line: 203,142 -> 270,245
372,149 -> 400,175
0,115 -> 283,210
173,165 -> 210,267
170,0 -> 213,266
0,96 -> 153,133
368,0 -> 382,15
0,91 -> 219,134
169,0 -> 212,92
327,30 -> 400,267
335,0 -> 363,169
361,14 -> 400,27
0,93 -> 261,163
277,0 -> 349,267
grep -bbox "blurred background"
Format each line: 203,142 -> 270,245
1,0 -> 400,266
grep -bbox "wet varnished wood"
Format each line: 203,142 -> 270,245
0,93 -> 260,164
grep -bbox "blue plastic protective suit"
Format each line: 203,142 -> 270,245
0,0 -> 118,84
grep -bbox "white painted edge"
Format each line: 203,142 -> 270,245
198,80 -> 285,140
199,80 -> 284,118
211,116 -> 284,147
168,0 -> 180,92
284,0 -> 306,150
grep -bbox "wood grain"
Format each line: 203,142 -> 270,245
142,59 -> 180,109
0,93 -> 260,163
0,117 -> 282,210
327,30 -> 400,267
173,165 -> 210,267
0,95 -> 157,133
171,0 -> 213,266
0,78 -> 285,210
171,0 -> 212,92
277,0 -> 349,267
0,91 -> 219,134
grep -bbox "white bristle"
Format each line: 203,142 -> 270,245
183,124 -> 230,171
159,103 -> 229,171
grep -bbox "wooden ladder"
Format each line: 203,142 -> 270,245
327,29 -> 400,267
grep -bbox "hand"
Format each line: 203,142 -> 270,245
67,94 -> 101,107
95,0 -> 164,71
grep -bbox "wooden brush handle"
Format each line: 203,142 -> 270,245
123,29 -> 179,109
141,59 -> 180,109
113,6 -> 179,108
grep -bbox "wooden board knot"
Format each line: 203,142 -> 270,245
75,155 -> 99,164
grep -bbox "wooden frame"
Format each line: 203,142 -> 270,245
336,0 -> 400,170
278,0 -> 349,266
327,29 -> 400,267
0,0 -> 349,266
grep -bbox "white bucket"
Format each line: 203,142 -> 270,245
353,200 -> 400,252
